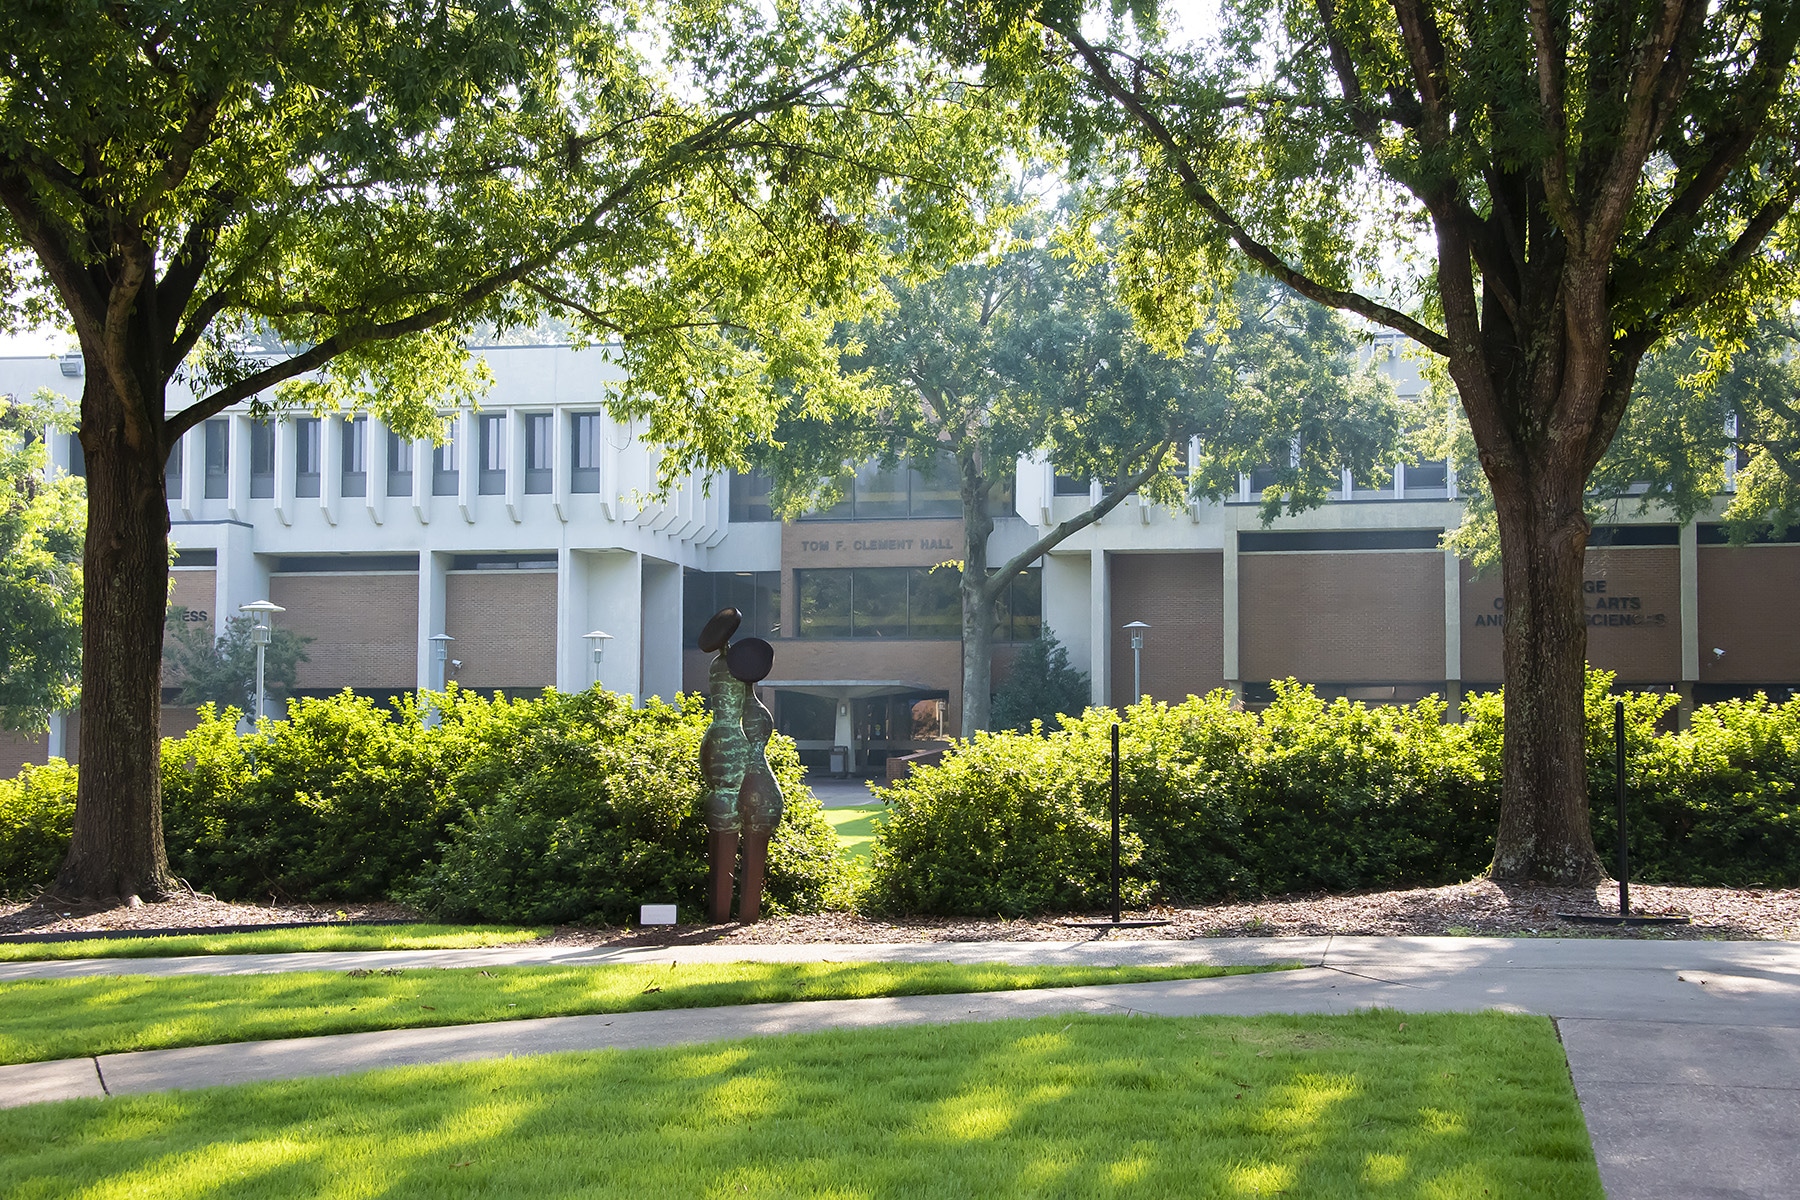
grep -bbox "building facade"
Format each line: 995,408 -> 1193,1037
4,342 -> 1795,777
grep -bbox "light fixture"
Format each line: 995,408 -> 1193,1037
583,630 -> 613,685
430,633 -> 455,690
1123,621 -> 1150,702
238,601 -> 286,722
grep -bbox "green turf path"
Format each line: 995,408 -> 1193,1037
0,1011 -> 1601,1199
0,960 -> 1296,1064
821,802 -> 884,861
0,923 -> 548,962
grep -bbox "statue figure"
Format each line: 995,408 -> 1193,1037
728,636 -> 781,921
696,608 -> 747,922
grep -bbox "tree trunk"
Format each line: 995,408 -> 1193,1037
958,458 -> 998,738
1487,468 -> 1606,885
53,367 -> 177,901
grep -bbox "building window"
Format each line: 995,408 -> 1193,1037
908,454 -> 961,517
203,418 -> 229,499
989,567 -> 1042,641
523,411 -> 552,494
432,425 -> 459,496
852,461 -> 908,520
478,413 -> 506,495
729,469 -> 774,521
164,433 -> 183,497
386,429 -> 413,496
293,418 -> 321,497
794,566 -> 998,640
340,416 -> 367,498
250,420 -> 274,497
683,570 -> 781,643
570,412 -> 601,493
1053,472 -> 1090,496
67,432 -> 86,478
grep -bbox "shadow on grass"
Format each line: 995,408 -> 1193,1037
0,1011 -> 1602,1199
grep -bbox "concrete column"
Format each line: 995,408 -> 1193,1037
417,550 -> 451,692
364,415 -> 385,526
556,546 -> 586,693
411,435 -> 432,525
640,558 -> 683,703
553,410 -> 572,523
456,410 -> 476,524
585,550 -> 643,701
45,712 -> 66,761
505,408 -> 524,523
273,417 -> 294,526
226,413 -> 249,521
1089,547 -> 1110,707
320,415 -> 342,526
1222,527 -> 1240,691
179,427 -> 202,518
1680,520 -> 1700,724
1043,551 -> 1092,680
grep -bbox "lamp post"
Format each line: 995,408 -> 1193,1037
1123,621 -> 1149,701
583,630 -> 613,687
237,601 -> 285,723
429,633 -> 455,690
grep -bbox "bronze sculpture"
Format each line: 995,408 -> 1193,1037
695,607 -> 783,922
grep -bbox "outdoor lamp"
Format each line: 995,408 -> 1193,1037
238,600 -> 286,723
583,630 -> 613,683
1123,621 -> 1150,701
430,633 -> 455,690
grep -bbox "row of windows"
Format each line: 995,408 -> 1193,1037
729,456 -> 1015,523
156,412 -> 609,500
796,567 -> 1041,641
683,571 -> 782,644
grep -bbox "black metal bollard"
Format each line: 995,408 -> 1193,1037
1615,699 -> 1629,918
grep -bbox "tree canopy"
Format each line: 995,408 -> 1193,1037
0,396 -> 82,733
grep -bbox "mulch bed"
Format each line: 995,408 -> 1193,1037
5,879 -> 1795,946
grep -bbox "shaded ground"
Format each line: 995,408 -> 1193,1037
6,879 -> 1794,945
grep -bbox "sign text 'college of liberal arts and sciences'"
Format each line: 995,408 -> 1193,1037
1472,579 -> 1669,629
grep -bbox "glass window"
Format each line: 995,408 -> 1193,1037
432,425 -> 459,496
908,455 -> 961,517
523,411 -> 552,494
776,692 -> 836,742
1404,460 -> 1448,493
987,470 -> 1016,518
853,461 -> 908,520
729,468 -> 774,521
852,567 -> 909,637
250,420 -> 274,497
1053,471 -> 1090,496
478,413 -> 506,495
907,566 -> 962,639
911,698 -> 946,740
797,470 -> 854,521
203,418 -> 229,499
386,429 -> 413,497
340,416 -> 367,498
1005,568 -> 1042,641
796,570 -> 852,638
570,412 -> 601,494
67,432 -> 86,478
294,418 -> 320,497
164,434 -> 183,496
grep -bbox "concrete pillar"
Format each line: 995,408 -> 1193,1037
417,550 -> 451,692
273,417 -> 295,526
1089,547 -> 1110,707
456,409 -> 476,524
320,414 -> 342,526
226,413 -> 249,521
364,415 -> 385,526
1222,527 -> 1240,694
585,550 -> 643,701
640,558 -> 683,703
1043,550 -> 1092,679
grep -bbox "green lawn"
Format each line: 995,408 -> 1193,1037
0,923 -> 549,962
0,960 -> 1296,1064
0,1011 -> 1601,1199
822,802 -> 885,860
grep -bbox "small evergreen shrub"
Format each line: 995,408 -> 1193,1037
0,759 -> 77,897
991,633 -> 1091,734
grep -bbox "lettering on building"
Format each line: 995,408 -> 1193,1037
1472,580 -> 1668,629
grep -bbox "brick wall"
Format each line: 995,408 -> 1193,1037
1242,551 -> 1445,684
1699,544 -> 1800,684
271,572 -> 421,690
167,569 -> 216,635
1462,548 -> 1680,685
444,571 -> 557,690
1109,552 -> 1225,702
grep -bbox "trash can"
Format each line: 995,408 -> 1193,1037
828,745 -> 850,776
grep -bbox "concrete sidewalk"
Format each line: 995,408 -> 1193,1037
4,936 -> 1797,1199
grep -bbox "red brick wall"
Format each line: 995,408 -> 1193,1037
444,571 -> 557,690
1109,553 -> 1225,702
1699,544 -> 1800,684
271,573 -> 421,690
1242,551 -> 1444,684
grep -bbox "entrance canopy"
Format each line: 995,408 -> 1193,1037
761,679 -> 935,699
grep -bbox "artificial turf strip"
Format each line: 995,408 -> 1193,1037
0,923 -> 548,962
0,1011 -> 1602,1199
0,960 -> 1294,1065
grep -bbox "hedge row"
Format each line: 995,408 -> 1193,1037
863,671 -> 1800,916
1,687 -> 848,923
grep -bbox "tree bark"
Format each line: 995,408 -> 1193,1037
52,366 -> 177,901
1487,467 -> 1606,884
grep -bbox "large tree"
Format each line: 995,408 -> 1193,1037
986,0 -> 1800,883
0,0 -> 1008,899
754,206 -> 1398,734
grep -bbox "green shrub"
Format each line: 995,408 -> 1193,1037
0,759 -> 77,897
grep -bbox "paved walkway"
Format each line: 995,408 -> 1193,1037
4,936 -> 1797,1199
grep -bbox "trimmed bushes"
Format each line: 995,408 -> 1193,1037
0,687 -> 846,924
866,672 -> 1800,916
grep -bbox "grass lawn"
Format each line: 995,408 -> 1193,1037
0,1010 -> 1601,1199
0,923 -> 549,963
0,960 -> 1296,1064
822,802 -> 885,861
